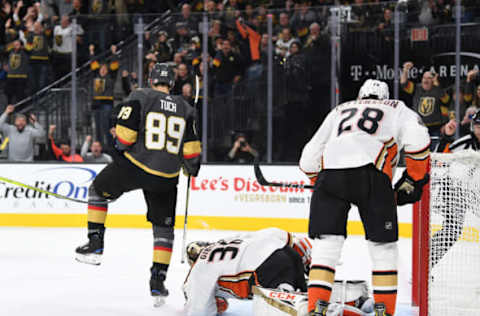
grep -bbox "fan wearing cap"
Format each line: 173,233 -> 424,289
183,228 -> 311,316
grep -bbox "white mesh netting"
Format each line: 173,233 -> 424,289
428,151 -> 480,316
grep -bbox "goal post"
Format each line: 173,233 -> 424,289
412,151 -> 480,316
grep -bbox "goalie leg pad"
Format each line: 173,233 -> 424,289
252,286 -> 367,316
368,241 -> 398,316
308,235 -> 344,312
252,286 -> 307,316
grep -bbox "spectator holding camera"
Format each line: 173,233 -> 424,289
0,105 -> 45,162
227,132 -> 258,163
80,135 -> 112,163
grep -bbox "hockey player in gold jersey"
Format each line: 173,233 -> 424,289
75,63 -> 201,307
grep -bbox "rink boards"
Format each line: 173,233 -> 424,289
0,163 -> 414,236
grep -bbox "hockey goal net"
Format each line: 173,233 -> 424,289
412,151 -> 480,316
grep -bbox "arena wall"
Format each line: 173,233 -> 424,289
0,164 -> 413,236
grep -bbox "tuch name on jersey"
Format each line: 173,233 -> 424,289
160,99 -> 177,112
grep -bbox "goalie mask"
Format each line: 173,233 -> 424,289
292,237 -> 313,275
358,79 -> 389,100
186,241 -> 211,266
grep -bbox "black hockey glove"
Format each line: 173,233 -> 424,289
394,170 -> 429,206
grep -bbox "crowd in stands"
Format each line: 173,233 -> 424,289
0,0 -> 480,163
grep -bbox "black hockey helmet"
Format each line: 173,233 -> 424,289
471,109 -> 480,131
149,62 -> 175,89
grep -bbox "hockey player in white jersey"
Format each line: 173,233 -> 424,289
300,79 -> 431,316
183,228 -> 311,316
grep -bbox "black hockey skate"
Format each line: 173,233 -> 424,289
374,302 -> 391,316
75,232 -> 104,265
150,266 -> 169,307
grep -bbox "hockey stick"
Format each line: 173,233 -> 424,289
0,175 -> 109,204
181,75 -> 200,264
253,158 -> 315,190
181,176 -> 191,264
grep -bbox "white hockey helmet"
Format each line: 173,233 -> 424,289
186,241 -> 211,266
358,79 -> 389,100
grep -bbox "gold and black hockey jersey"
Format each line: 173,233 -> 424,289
115,88 -> 201,178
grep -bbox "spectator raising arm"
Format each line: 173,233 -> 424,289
236,18 -> 261,63
80,135 -> 112,163
0,105 -> 45,162
81,135 -> 92,158
28,113 -> 45,139
48,124 -> 63,160
49,124 -> 83,162
0,105 -> 15,134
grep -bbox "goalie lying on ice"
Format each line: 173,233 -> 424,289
182,228 -> 311,316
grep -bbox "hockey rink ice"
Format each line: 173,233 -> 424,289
0,227 -> 416,316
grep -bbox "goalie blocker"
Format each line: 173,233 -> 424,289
253,280 -> 374,316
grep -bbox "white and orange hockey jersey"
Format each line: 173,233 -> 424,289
299,99 -> 431,182
183,228 -> 294,316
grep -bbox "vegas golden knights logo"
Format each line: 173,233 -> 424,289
55,35 -> 63,47
9,53 -> 21,70
94,78 -> 106,93
419,97 -> 435,117
92,0 -> 103,14
33,35 -> 44,50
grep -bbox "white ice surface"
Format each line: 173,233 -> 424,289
0,227 -> 416,316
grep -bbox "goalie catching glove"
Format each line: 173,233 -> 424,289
394,170 -> 429,206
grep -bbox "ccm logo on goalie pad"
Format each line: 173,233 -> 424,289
268,291 -> 298,302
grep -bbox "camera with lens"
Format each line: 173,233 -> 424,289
239,140 -> 247,148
